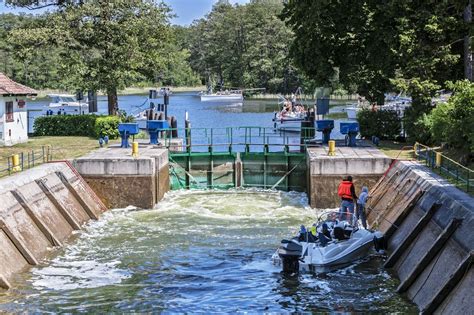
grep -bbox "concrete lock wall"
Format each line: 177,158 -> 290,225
0,162 -> 107,290
306,147 -> 392,208
73,147 -> 170,209
367,160 -> 474,314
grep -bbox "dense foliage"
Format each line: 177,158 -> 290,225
174,0 -> 310,93
94,116 -> 121,139
281,0 -> 470,141
420,80 -> 474,153
357,109 -> 402,140
1,1 -> 199,114
34,115 -> 120,139
2,0 -> 311,102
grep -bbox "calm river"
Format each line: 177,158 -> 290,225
27,92 -> 350,139
0,190 -> 416,313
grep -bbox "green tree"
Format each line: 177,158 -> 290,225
187,0 -> 307,93
282,0 -> 468,141
425,80 -> 474,153
9,0 -> 173,115
281,1 -> 397,103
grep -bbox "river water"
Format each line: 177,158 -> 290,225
0,190 -> 416,313
27,92 -> 350,139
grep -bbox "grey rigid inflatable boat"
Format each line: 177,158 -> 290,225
272,211 -> 386,273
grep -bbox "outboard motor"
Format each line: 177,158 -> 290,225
278,239 -> 302,273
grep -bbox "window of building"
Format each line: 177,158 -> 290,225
5,101 -> 14,122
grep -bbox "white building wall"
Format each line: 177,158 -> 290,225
0,96 -> 29,146
0,98 -> 4,142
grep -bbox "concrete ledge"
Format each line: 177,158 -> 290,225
307,146 -> 392,175
306,145 -> 391,208
73,146 -> 170,209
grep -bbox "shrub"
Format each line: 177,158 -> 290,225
427,80 -> 474,152
94,116 -> 120,139
357,109 -> 402,140
34,114 -> 121,139
34,115 -> 97,137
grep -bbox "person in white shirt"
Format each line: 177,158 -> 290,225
356,186 -> 369,229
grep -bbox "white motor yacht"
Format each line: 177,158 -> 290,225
47,94 -> 89,115
199,89 -> 243,102
272,211 -> 386,273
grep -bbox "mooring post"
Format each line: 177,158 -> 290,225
234,152 -> 242,188
164,89 -> 169,120
185,155 -> 191,188
185,112 -> 191,153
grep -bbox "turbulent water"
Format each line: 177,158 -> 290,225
0,190 -> 416,313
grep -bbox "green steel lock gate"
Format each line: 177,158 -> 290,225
164,127 -> 313,192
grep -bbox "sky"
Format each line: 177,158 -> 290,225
0,0 -> 251,25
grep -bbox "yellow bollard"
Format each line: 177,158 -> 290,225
328,140 -> 336,156
435,152 -> 442,167
413,142 -> 419,156
132,141 -> 139,157
11,154 -> 21,172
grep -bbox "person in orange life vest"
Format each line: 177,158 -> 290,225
337,176 -> 358,222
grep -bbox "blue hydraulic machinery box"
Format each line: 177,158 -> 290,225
118,123 -> 139,148
147,120 -> 169,145
316,119 -> 334,144
340,122 -> 360,147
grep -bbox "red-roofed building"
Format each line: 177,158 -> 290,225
0,73 -> 37,146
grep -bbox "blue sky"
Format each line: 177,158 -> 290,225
0,0 -> 250,25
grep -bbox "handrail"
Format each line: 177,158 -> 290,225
160,126 -> 316,153
0,146 -> 53,178
414,142 -> 473,194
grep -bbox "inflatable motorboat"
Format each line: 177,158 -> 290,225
271,211 -> 386,273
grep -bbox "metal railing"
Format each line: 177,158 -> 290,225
414,142 -> 473,194
161,126 -> 317,153
0,146 -> 53,178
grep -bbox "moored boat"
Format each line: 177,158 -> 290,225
199,89 -> 244,102
272,88 -> 310,131
47,94 -> 89,115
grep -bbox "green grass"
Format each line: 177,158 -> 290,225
376,140 -> 415,160
0,136 -> 118,164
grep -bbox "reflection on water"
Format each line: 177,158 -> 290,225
0,190 -> 416,313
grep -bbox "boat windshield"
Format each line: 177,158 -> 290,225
316,210 -> 341,224
51,96 -> 76,103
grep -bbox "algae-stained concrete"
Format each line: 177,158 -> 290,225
367,160 -> 474,314
0,162 -> 107,289
73,145 -> 169,209
306,145 -> 392,208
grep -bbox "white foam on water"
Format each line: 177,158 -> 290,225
32,260 -> 130,290
300,275 -> 332,294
